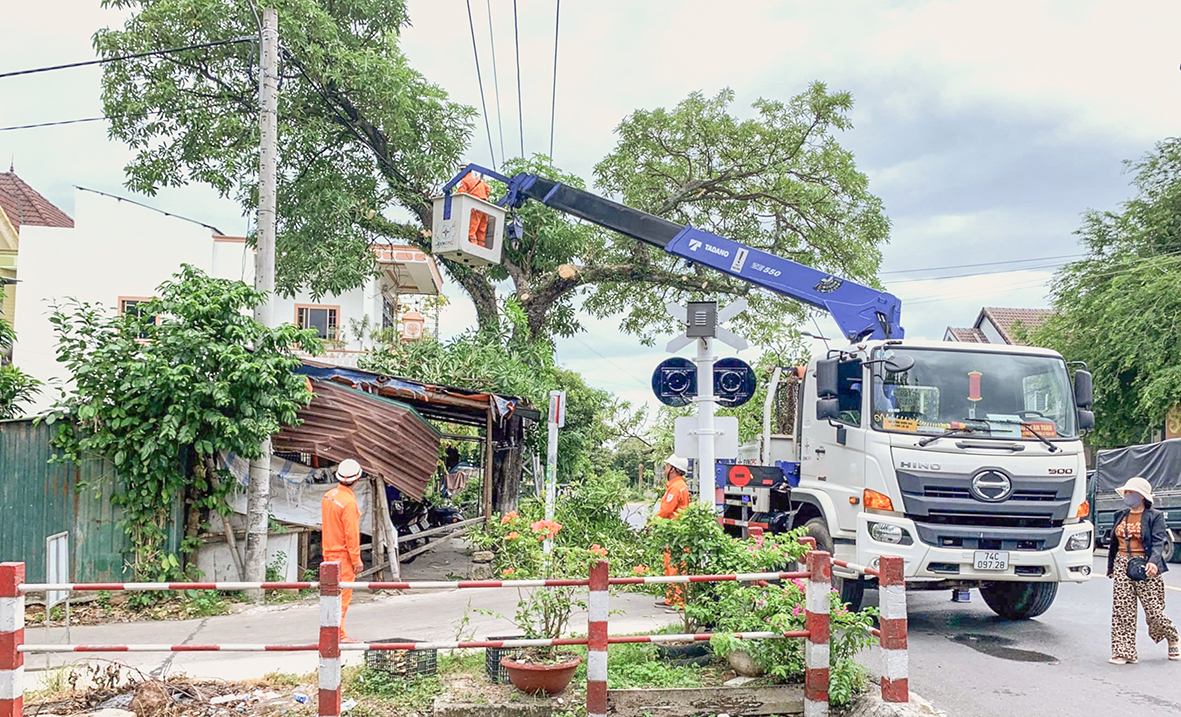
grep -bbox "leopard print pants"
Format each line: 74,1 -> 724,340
1111,554 -> 1179,661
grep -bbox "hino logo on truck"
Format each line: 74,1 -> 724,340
900,461 -> 941,471
971,470 -> 1014,502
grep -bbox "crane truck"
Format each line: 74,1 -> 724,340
437,165 -> 1097,620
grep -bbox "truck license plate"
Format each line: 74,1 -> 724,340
973,551 -> 1009,571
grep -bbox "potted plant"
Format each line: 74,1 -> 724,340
472,512 -> 598,695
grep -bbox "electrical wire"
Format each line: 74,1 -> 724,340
879,253 -> 1086,276
569,334 -> 651,391
549,0 -> 560,161
465,0 -> 497,171
0,37 -> 253,80
0,117 -> 105,132
486,0 -> 506,164
887,261 -> 1071,285
513,0 -> 524,158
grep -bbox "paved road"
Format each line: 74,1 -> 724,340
862,553 -> 1181,716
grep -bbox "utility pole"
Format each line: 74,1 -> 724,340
544,390 -> 565,554
694,335 -> 716,505
245,7 -> 279,601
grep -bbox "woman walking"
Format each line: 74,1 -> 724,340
1106,477 -> 1179,664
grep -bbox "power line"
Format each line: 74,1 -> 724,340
465,0 -> 497,171
0,117 -> 105,132
486,0 -> 506,164
513,0 -> 524,157
879,253 -> 1086,276
0,37 -> 253,80
887,261 -> 1069,285
569,334 -> 651,391
549,0 -> 560,161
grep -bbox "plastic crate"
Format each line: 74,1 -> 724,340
484,635 -> 524,684
365,637 -> 437,679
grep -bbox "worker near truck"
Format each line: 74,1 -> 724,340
455,171 -> 491,247
322,458 -> 365,643
655,455 -> 692,608
1105,477 -> 1179,664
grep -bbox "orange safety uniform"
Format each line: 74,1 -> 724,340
657,474 -> 692,606
321,484 -> 362,638
456,172 -> 491,247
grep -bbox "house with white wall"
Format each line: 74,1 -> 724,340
13,188 -> 442,415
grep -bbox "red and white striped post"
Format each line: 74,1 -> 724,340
804,550 -> 830,717
586,559 -> 609,717
0,563 -> 25,717
878,556 -> 908,703
318,561 -> 342,717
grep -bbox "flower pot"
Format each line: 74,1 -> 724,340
499,654 -> 582,695
727,649 -> 764,677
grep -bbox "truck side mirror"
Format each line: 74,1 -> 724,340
1074,370 -> 1093,408
1077,409 -> 1095,432
816,358 -> 839,399
817,397 -> 840,422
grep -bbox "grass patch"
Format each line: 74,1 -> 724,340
605,642 -> 704,689
343,665 -> 443,714
261,671 -> 306,687
438,649 -> 483,676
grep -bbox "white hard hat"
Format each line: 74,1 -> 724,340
336,458 -> 363,485
1116,476 -> 1154,504
664,455 -> 689,474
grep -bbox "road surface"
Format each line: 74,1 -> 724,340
862,552 -> 1181,716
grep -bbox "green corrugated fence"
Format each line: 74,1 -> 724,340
0,419 -> 183,584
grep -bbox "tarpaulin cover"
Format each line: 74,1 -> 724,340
1094,439 -> 1181,493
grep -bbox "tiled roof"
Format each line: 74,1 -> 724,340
979,307 -> 1055,345
0,172 -> 73,232
945,327 -> 987,342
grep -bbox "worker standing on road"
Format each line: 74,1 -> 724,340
655,455 -> 692,608
1106,477 -> 1179,664
322,458 -> 365,643
456,171 -> 491,247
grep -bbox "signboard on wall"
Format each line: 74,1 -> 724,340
1167,405 -> 1181,440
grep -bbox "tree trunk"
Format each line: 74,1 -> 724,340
491,414 -> 527,513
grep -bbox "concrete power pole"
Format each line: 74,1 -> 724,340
245,7 -> 279,601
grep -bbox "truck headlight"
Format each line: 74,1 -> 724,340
869,522 -> 912,545
1066,530 -> 1092,551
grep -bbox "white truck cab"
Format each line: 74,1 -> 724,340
730,339 -> 1095,620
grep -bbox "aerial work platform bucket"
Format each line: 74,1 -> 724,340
431,193 -> 505,267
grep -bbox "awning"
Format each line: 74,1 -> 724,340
274,379 -> 441,500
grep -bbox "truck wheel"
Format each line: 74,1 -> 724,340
800,517 -> 865,611
1164,532 -> 1179,564
979,582 -> 1058,620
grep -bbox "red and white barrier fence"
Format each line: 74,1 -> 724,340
1,544 -> 909,717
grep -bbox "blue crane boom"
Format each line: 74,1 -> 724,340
442,165 -> 904,341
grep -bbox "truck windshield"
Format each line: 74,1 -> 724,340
870,348 -> 1077,440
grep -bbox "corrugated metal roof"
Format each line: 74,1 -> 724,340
274,379 -> 442,501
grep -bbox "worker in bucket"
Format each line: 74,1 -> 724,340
456,170 -> 491,247
655,455 -> 692,608
322,458 -> 365,643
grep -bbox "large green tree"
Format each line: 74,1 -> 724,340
1034,138 -> 1181,447
0,287 -> 40,418
97,3 -> 888,345
46,266 -> 320,580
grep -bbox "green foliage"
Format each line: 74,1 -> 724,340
345,665 -> 442,711
590,86 -> 890,346
94,0 -> 473,299
1034,138 -> 1181,446
605,642 -> 703,689
361,327 -> 624,482
181,590 -> 229,617
648,503 -> 808,632
0,286 -> 40,418
44,265 -> 320,581
829,657 -> 870,708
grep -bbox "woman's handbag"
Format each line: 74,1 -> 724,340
1122,516 -> 1150,581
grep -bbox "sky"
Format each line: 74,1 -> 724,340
2,1 -> 1180,418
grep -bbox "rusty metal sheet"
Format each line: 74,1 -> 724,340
274,380 -> 441,501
